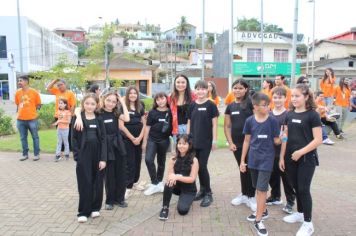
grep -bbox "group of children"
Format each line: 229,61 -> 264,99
50,75 -> 329,236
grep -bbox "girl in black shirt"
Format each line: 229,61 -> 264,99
142,92 -> 172,196
119,86 -> 146,199
279,84 -> 322,236
158,134 -> 199,221
224,79 -> 256,211
72,94 -> 107,223
187,80 -> 219,208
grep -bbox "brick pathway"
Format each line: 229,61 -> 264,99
0,122 -> 355,235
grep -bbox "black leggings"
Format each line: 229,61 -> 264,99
321,117 -> 340,136
195,147 -> 212,193
269,155 -> 296,205
105,151 -> 127,204
125,139 -> 143,189
162,184 -> 196,215
286,153 -> 317,222
233,148 -> 255,198
145,138 -> 170,185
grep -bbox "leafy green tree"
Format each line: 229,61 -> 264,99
236,17 -> 283,32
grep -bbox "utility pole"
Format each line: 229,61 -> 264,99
202,0 -> 205,80
291,0 -> 299,85
229,0 -> 234,89
105,42 -> 109,88
17,0 -> 23,73
310,0 -> 316,89
260,0 -> 264,88
306,37 -> 309,76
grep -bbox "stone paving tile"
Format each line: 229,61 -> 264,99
0,121 -> 355,235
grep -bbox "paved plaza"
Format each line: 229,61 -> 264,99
0,123 -> 355,235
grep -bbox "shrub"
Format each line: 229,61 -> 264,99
38,103 -> 55,129
0,108 -> 15,136
142,98 -> 153,111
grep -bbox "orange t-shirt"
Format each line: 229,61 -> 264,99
57,110 -> 72,129
15,88 -> 41,120
49,87 -> 76,117
261,88 -> 272,100
334,86 -> 351,107
320,77 -> 336,97
209,95 -> 221,106
224,92 -> 235,105
316,99 -> 326,118
269,86 -> 291,110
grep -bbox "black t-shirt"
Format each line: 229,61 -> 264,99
120,106 -> 145,137
224,99 -> 254,147
270,110 -> 287,156
188,100 -> 219,149
285,110 -> 321,154
177,104 -> 189,125
100,111 -> 118,135
147,109 -> 172,142
86,118 -> 99,141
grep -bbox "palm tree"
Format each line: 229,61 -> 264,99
176,16 -> 190,35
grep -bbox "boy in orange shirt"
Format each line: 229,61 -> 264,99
15,75 -> 41,161
53,99 -> 72,161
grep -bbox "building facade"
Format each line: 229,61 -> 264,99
164,24 -> 196,51
0,16 -> 78,101
213,31 -> 302,91
54,28 -> 86,45
125,39 -> 156,53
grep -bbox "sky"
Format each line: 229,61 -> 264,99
0,0 -> 355,42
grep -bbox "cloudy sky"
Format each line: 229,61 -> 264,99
1,0 -> 354,41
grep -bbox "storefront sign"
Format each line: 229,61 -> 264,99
233,62 -> 300,75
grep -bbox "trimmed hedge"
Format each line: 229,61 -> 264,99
0,108 -> 15,136
38,103 -> 55,129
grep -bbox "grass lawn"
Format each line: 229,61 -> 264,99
0,116 -> 229,153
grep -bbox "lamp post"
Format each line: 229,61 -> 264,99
309,0 -> 316,89
260,0 -> 264,87
17,0 -> 23,73
229,0 -> 234,90
291,0 -> 299,85
99,17 -> 110,88
202,0 -> 205,80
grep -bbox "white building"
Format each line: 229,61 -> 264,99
125,39 -> 155,53
188,49 -> 213,69
0,16 -> 78,101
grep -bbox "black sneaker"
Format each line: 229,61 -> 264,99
200,193 -> 213,207
105,204 -> 114,210
282,202 -> 294,214
247,209 -> 269,222
266,196 -> 282,206
254,220 -> 268,236
194,190 -> 206,201
159,207 -> 169,221
55,155 -> 62,162
117,201 -> 128,208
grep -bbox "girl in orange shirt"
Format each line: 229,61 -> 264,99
261,79 -> 274,100
320,68 -> 336,107
334,78 -> 351,132
207,81 -> 221,106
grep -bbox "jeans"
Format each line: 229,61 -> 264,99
335,106 -> 348,131
16,119 -> 40,156
322,125 -> 328,140
324,97 -> 334,107
172,124 -> 187,144
321,118 -> 340,136
145,138 -> 170,185
56,128 -> 69,156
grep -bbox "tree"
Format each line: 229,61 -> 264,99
176,16 -> 190,35
236,17 -> 283,32
77,44 -> 86,58
297,43 -> 308,57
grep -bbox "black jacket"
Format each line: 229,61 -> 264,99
71,112 -> 107,162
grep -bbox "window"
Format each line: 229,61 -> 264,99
349,61 -> 354,67
247,48 -> 262,62
274,49 -> 288,62
0,36 -> 7,58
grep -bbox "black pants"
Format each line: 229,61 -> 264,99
195,147 -> 212,194
125,139 -> 143,189
233,148 -> 255,197
269,155 -> 296,205
286,153 -> 317,222
162,184 -> 196,215
76,142 -> 104,217
145,138 -> 170,185
105,151 -> 127,204
321,117 -> 340,136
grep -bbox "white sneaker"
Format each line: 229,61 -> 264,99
158,182 -> 164,192
323,138 -> 335,145
77,216 -> 88,223
133,182 -> 145,191
296,221 -> 314,236
283,212 -> 304,223
144,184 -> 161,196
231,194 -> 249,206
248,197 -> 257,212
125,189 -> 134,200
90,211 -> 100,218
